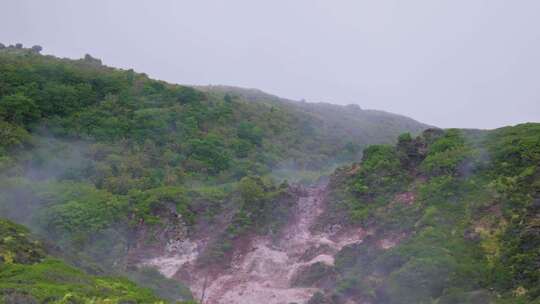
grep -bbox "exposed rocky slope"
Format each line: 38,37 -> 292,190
135,182 -> 366,304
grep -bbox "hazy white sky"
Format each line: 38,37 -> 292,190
1,0 -> 539,129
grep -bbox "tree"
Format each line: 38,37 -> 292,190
238,176 -> 265,206
187,135 -> 231,173
237,122 -> 263,145
31,45 -> 43,53
0,121 -> 31,152
83,53 -> 102,65
0,93 -> 40,125
38,83 -> 81,116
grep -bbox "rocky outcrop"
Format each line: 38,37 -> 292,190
134,182 -> 367,304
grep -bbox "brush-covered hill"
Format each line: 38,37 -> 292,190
0,44 -> 427,302
0,46 -> 428,183
1,44 -> 539,304
0,218 -> 196,303
199,85 -> 428,149
308,123 -> 540,304
120,123 -> 540,304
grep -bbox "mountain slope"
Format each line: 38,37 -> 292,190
200,85 -> 429,148
126,123 -> 540,304
2,44 -> 539,304
0,47 -> 428,181
309,123 -> 540,304
0,45 -> 428,302
0,218 -> 196,304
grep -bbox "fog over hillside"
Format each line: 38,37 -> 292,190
1,2 -> 539,304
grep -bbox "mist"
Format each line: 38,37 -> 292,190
1,2 -> 540,303
1,0 -> 539,129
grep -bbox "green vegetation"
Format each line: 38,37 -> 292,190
321,124 -> 540,304
0,218 -> 196,304
2,44 -> 538,304
0,219 -> 45,265
0,47 -> 426,185
0,45 -> 426,301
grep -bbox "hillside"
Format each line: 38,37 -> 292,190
200,85 -> 428,149
1,45 -> 538,304
0,47 -> 428,182
0,218 -> 196,303
128,123 -> 540,304
308,123 -> 540,303
0,45 -> 428,303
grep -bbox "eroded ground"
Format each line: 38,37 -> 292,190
141,183 -> 366,304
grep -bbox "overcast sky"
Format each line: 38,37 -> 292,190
1,0 -> 539,129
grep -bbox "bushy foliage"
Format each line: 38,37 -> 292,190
420,129 -> 471,176
0,219 -> 182,304
43,183 -> 129,244
0,220 -> 45,265
330,144 -> 411,223
484,124 -> 540,300
324,125 -> 540,303
353,144 -> 408,196
0,46 -> 432,303
0,93 -> 40,125
0,121 -> 31,157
